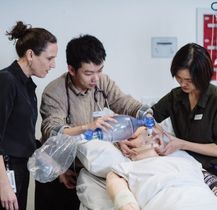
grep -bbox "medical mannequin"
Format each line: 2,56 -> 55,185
106,127 -> 217,210
106,127 -> 157,210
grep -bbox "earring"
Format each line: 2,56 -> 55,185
28,60 -> 32,68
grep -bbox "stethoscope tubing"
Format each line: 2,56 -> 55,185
65,73 -> 110,124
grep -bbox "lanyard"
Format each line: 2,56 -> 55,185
65,73 -> 72,124
3,155 -> 10,170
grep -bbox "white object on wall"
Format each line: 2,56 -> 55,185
151,37 -> 177,58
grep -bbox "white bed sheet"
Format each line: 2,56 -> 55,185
77,168 -> 113,210
112,153 -> 217,210
77,144 -> 217,210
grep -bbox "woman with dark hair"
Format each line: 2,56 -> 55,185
0,21 -> 57,210
120,43 -> 217,177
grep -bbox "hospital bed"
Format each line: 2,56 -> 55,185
76,119 -> 217,210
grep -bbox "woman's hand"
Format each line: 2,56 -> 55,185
151,128 -> 166,154
118,127 -> 147,156
155,132 -> 185,155
118,140 -> 137,157
0,181 -> 18,210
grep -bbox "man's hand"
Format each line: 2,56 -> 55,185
59,169 -> 77,189
87,115 -> 117,132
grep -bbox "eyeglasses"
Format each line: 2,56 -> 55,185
175,76 -> 193,85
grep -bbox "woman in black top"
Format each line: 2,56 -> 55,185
120,43 -> 217,176
0,21 -> 57,210
151,43 -> 217,176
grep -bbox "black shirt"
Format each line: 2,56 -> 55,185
152,84 -> 217,172
0,61 -> 37,158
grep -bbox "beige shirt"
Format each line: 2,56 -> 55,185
40,73 -> 143,141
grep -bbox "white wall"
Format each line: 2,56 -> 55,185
0,0 -> 214,208
0,0 -> 214,138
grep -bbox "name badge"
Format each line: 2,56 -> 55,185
6,170 -> 17,192
194,114 -> 203,120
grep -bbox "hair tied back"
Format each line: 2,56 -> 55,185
6,21 -> 32,41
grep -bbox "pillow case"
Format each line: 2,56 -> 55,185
76,140 -> 130,178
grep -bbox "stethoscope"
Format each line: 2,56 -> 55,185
65,73 -> 110,124
94,86 -> 110,111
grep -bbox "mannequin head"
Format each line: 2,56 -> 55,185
128,127 -> 165,160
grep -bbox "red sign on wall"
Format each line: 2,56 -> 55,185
203,14 -> 217,80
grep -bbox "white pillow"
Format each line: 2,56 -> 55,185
76,140 -> 130,178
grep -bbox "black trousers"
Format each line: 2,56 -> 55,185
0,157 -> 29,210
35,179 -> 80,210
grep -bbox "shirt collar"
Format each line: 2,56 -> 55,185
175,88 -> 189,107
10,60 -> 37,89
175,85 -> 211,109
67,73 -> 88,96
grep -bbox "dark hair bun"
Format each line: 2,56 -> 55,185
6,21 -> 31,40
